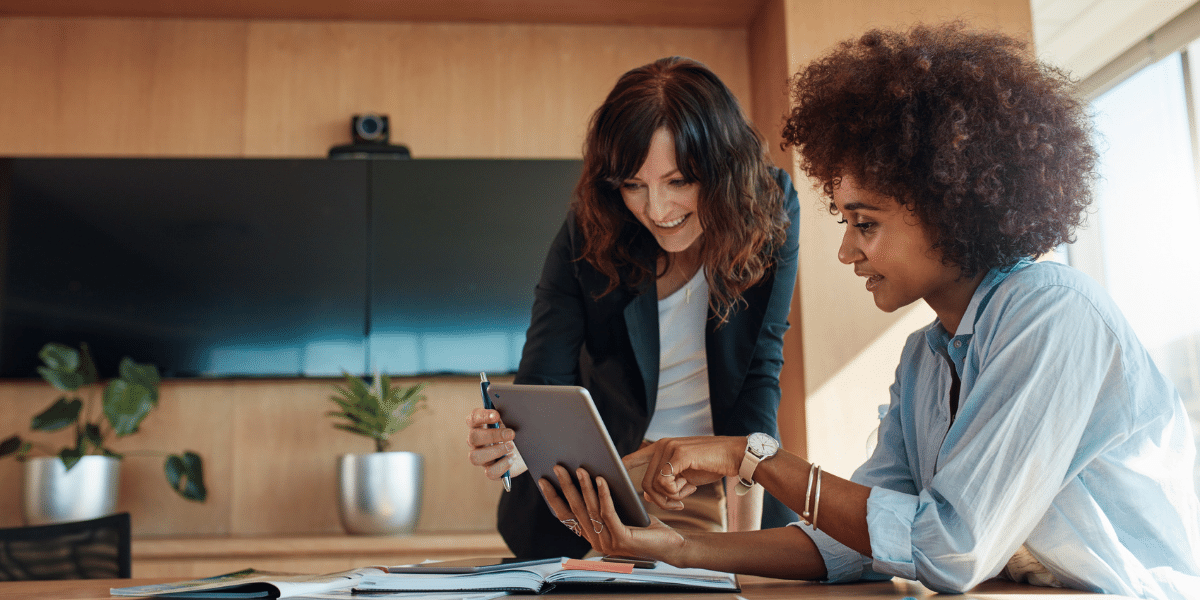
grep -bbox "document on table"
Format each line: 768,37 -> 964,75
355,557 -> 739,594
110,567 -> 382,598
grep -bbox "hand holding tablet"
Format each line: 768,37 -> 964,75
484,383 -> 651,528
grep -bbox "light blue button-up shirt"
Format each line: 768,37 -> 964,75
797,259 -> 1200,599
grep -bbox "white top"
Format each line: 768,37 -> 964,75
644,267 -> 713,441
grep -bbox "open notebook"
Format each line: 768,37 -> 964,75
355,557 -> 739,594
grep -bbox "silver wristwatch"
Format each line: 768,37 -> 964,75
735,432 -> 780,496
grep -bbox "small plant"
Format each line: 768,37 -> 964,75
0,342 -> 207,502
328,372 -> 427,452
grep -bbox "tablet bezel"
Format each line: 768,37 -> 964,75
486,382 -> 652,528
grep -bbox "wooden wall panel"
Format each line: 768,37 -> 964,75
0,17 -> 750,159
224,377 -> 504,536
109,381 -> 236,537
0,18 -> 248,157
0,0 -> 767,29
747,0 -> 807,458
748,0 -> 792,170
242,21 -> 750,158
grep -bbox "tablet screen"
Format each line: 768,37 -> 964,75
486,383 -> 652,528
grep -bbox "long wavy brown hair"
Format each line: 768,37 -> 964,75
574,56 -> 789,324
783,23 -> 1097,276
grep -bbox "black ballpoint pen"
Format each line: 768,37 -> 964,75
480,372 -> 511,492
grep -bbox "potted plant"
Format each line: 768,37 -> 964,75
0,342 -> 206,525
327,371 -> 427,535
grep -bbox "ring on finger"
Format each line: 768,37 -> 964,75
660,461 -> 674,477
590,517 -> 604,534
560,518 -> 582,536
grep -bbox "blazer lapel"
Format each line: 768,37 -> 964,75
623,282 -> 659,416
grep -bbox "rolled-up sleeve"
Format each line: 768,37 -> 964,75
866,487 -> 920,579
789,521 -> 892,582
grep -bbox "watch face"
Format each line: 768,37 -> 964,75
747,432 -> 779,456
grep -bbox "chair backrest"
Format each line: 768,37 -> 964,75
0,512 -> 131,580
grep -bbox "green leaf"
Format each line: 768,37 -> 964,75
164,452 -> 206,502
37,344 -> 88,391
332,404 -> 382,426
39,343 -> 79,372
343,373 -> 371,399
37,366 -> 84,392
81,423 -> 105,453
164,456 -> 182,488
0,435 -> 22,458
30,397 -> 82,432
332,423 -> 374,437
59,446 -> 83,470
103,380 -> 155,437
118,357 -> 160,405
77,342 -> 99,387
327,373 -> 427,449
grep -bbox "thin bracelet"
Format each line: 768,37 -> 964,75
811,466 -> 823,530
802,462 -> 817,524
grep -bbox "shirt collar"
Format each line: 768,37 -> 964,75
923,258 -> 1034,356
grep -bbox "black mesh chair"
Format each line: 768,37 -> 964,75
0,512 -> 131,580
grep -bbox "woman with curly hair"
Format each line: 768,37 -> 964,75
538,23 -> 1200,599
466,56 -> 800,559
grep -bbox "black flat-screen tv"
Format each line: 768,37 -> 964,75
0,158 -> 579,378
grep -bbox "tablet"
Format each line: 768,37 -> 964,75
388,556 -> 561,573
485,382 -> 651,527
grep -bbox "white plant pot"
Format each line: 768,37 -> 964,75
338,452 -> 424,535
23,455 -> 120,525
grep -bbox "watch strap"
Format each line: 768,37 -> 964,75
738,451 -> 764,489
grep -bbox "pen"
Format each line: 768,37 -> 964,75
480,372 -> 511,492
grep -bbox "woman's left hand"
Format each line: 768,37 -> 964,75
537,465 -> 684,561
624,436 -> 745,511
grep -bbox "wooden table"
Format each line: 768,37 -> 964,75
131,533 -> 512,577
0,576 -> 1132,599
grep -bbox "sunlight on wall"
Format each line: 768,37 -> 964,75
805,302 -> 936,478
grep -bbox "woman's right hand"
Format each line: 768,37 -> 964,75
466,407 -> 528,479
538,465 -> 685,562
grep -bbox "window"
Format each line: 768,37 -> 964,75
1080,48 -> 1200,497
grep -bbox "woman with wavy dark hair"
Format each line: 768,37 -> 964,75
538,24 -> 1200,599
466,56 -> 800,559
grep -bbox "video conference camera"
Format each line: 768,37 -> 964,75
330,113 -> 411,159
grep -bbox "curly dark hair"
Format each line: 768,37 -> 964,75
575,56 -> 788,324
782,22 -> 1098,276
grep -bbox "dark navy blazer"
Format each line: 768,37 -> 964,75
498,168 -> 801,558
